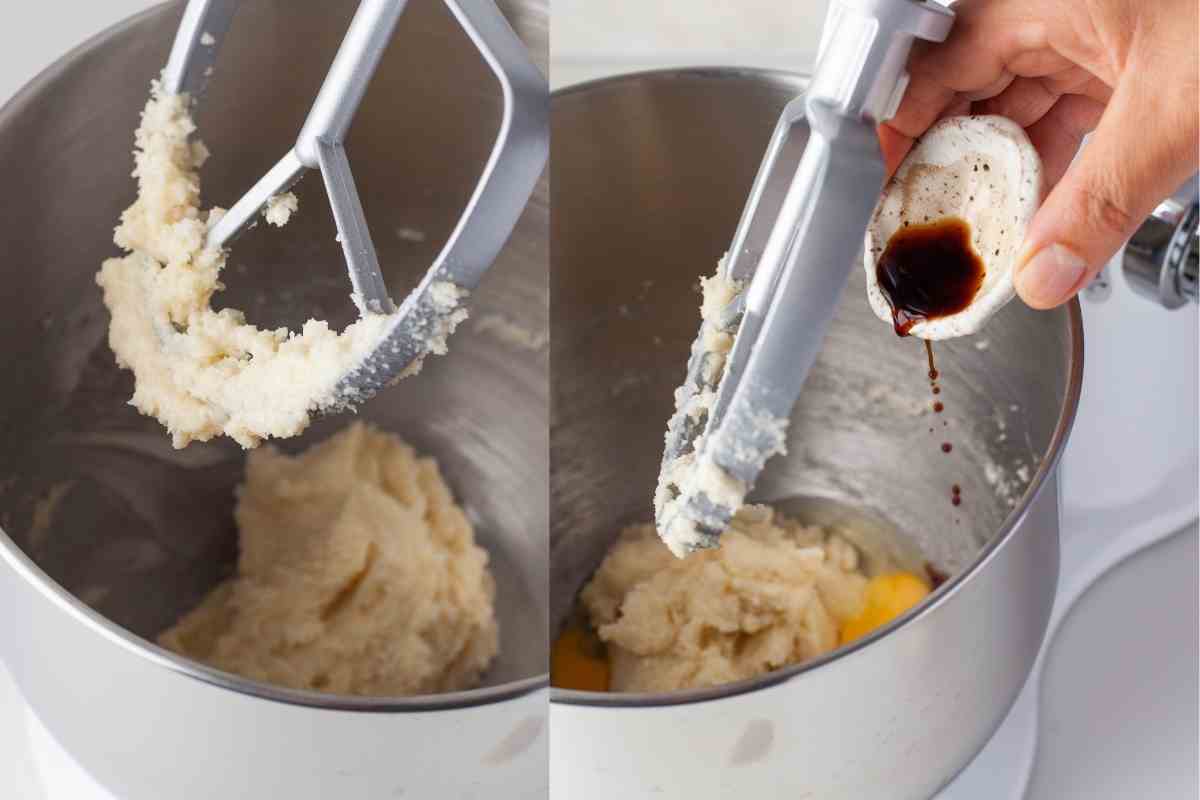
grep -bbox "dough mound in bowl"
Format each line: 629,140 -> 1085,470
159,422 -> 499,696
581,505 -> 880,693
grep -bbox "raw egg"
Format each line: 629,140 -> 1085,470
839,572 -> 931,645
551,626 -> 610,692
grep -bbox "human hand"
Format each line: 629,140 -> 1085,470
879,0 -> 1199,309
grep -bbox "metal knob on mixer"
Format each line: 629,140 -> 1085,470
1123,177 -> 1199,309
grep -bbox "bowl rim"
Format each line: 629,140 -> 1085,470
0,1 -> 547,713
548,66 -> 1085,709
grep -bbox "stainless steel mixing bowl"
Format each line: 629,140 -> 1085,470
550,70 -> 1082,799
0,1 -> 547,797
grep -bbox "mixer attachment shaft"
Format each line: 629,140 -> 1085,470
654,0 -> 954,556
163,0 -> 548,404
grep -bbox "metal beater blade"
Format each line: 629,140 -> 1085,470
163,0 -> 548,404
655,0 -> 954,554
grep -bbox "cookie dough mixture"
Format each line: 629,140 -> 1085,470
580,505 -> 906,693
97,83 -> 466,448
159,422 -> 499,696
654,261 -> 768,557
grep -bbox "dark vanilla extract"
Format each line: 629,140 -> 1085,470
877,217 -> 985,336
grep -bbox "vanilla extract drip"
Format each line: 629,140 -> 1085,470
878,224 -> 982,508
922,337 -> 960,501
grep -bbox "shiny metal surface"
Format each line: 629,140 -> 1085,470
162,0 -> 237,98
0,0 -> 547,795
550,69 -> 1081,798
1123,175 -> 1199,309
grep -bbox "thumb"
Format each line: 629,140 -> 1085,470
1014,74 -> 1198,309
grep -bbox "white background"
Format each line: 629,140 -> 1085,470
551,0 -> 829,88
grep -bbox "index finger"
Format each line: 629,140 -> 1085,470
881,0 -> 1077,172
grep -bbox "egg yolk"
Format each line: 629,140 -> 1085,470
839,572 -> 931,645
551,626 -> 610,691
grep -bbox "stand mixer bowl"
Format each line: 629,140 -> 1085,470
0,1 -> 548,797
550,69 -> 1082,800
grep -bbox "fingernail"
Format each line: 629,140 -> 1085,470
1014,243 -> 1087,308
